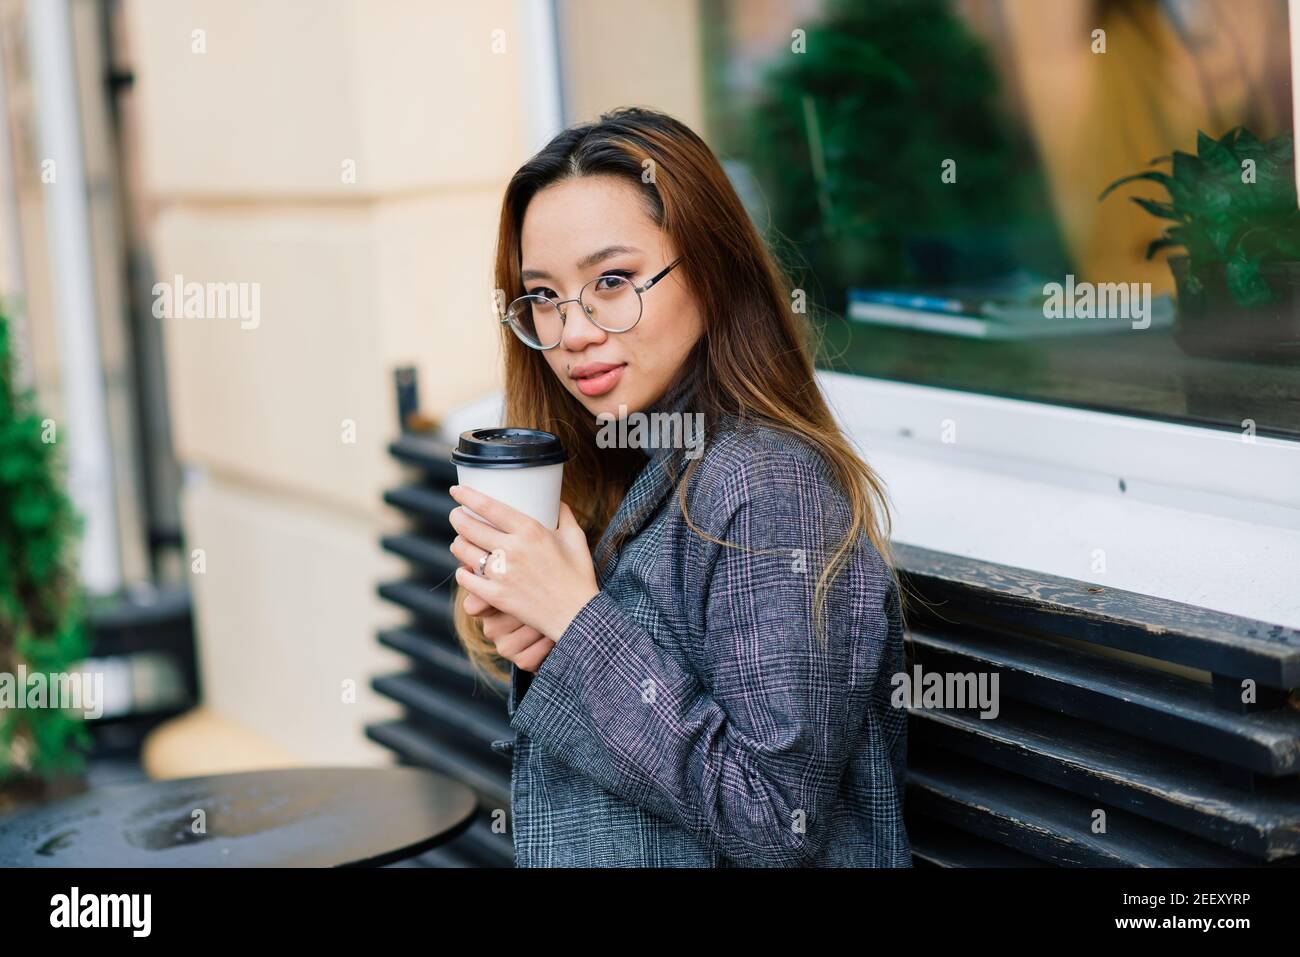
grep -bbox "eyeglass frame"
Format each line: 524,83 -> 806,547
500,257 -> 684,350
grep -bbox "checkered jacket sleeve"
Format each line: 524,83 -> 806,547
508,443 -> 898,867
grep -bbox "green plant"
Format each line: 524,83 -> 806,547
1100,127 -> 1300,307
738,0 -> 1065,291
0,305 -> 91,784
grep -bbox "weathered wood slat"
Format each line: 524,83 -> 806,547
908,754 -> 1261,867
907,817 -> 1048,868
895,543 -> 1300,687
389,435 -> 458,484
378,626 -> 491,685
909,627 -> 1300,776
910,701 -> 1300,860
365,719 -> 511,811
377,614 -> 456,645
383,485 -> 457,535
381,533 -> 460,580
372,672 -> 512,754
377,579 -> 455,633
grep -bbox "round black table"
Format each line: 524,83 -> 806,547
0,766 -> 478,867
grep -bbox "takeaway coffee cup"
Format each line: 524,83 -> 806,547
450,427 -> 568,529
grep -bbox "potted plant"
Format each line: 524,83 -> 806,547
0,306 -> 91,816
1100,126 -> 1300,363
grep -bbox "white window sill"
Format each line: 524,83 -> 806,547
821,372 -> 1300,628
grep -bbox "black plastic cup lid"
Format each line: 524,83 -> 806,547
450,427 -> 568,468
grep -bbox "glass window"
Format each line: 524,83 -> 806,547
568,0 -> 1300,440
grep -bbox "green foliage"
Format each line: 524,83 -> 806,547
743,0 -> 1065,292
0,306 -> 91,783
1100,127 -> 1300,307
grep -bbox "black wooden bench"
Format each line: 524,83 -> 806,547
370,432 -> 1300,867
898,545 -> 1300,867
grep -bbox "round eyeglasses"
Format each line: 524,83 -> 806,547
501,258 -> 683,350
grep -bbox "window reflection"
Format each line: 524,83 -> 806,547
690,0 -> 1298,437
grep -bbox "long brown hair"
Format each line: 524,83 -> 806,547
455,106 -> 896,686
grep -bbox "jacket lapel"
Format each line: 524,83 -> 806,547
592,445 -> 688,583
590,375 -> 701,582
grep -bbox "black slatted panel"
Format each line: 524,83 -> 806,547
907,754 -> 1260,867
898,543 -> 1300,867
369,435 -> 514,867
371,433 -> 1300,867
908,817 -> 1049,868
909,626 -> 1300,775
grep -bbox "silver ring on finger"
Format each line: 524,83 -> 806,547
477,552 -> 489,577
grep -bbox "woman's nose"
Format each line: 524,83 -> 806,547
559,300 -> 606,350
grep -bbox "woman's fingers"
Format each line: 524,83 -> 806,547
460,578 -> 555,673
461,589 -> 495,617
454,565 -> 503,606
514,636 -> 556,673
449,484 -> 532,535
492,624 -> 549,661
481,610 -> 526,640
450,535 -> 492,577
556,501 -> 593,553
448,502 -> 509,554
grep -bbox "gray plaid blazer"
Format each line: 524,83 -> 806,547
496,389 -> 911,868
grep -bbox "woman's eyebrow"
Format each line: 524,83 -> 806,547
520,244 -> 641,282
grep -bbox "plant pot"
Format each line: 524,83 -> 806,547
1169,255 -> 1300,364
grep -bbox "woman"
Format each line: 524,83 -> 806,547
448,106 -> 910,867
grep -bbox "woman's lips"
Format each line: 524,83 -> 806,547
574,363 -> 626,397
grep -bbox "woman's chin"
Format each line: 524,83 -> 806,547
577,384 -> 638,420
584,397 -> 623,420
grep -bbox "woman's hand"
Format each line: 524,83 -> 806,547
454,540 -> 558,673
462,590 -> 555,673
448,485 -> 600,652
459,590 -> 494,618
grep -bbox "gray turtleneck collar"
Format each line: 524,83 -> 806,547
639,373 -> 699,461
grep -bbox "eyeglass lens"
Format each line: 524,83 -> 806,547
508,275 -> 641,348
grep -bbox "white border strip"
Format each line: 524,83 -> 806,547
515,0 -> 565,150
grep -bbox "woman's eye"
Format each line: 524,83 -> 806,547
527,287 -> 557,299
594,270 -> 634,290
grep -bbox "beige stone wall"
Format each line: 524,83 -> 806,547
559,0 -> 706,128
123,0 -> 537,765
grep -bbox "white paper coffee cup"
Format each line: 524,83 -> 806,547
450,427 -> 568,529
